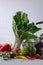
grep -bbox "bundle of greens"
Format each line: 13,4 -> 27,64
12,11 -> 41,48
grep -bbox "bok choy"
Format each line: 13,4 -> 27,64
12,11 -> 41,48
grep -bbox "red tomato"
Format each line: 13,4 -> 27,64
0,43 -> 11,52
12,47 -> 21,53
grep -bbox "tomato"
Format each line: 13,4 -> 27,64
12,47 -> 21,53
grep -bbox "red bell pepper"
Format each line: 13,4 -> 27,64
0,43 -> 11,52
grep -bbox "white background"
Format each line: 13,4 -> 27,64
0,0 -> 43,46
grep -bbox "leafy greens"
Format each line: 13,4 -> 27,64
12,11 -> 41,48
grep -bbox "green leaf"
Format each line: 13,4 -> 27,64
17,30 -> 37,41
21,12 -> 29,24
13,11 -> 29,30
40,33 -> 43,40
26,23 -> 41,33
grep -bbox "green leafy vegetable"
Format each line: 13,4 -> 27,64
19,46 -> 36,56
19,47 -> 29,56
12,11 -> 41,48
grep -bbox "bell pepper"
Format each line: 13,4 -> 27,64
0,43 -> 11,52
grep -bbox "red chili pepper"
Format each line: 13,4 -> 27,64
25,55 -> 35,60
25,55 -> 31,59
0,43 -> 11,52
33,54 -> 40,59
30,57 -> 35,60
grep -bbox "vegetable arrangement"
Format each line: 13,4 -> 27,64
0,44 -> 41,60
0,11 -> 43,60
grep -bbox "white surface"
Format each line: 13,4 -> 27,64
0,0 -> 43,46
0,59 -> 43,65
